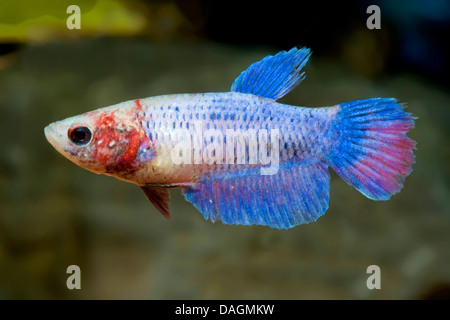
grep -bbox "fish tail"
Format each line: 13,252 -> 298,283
328,98 -> 416,200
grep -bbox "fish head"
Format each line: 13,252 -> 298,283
44,102 -> 153,180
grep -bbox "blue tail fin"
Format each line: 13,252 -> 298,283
328,98 -> 416,200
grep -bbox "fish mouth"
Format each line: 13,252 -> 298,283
44,123 -> 57,146
44,122 -> 65,152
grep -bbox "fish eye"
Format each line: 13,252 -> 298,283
68,126 -> 92,145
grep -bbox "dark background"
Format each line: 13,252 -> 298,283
0,0 -> 449,299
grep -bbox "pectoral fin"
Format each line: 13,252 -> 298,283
141,185 -> 171,220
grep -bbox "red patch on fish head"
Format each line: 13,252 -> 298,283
88,106 -> 151,175
134,99 -> 143,110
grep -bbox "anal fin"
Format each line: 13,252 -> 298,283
181,162 -> 330,229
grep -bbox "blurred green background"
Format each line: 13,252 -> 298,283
0,0 -> 449,299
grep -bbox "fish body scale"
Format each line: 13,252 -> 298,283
135,92 -> 338,184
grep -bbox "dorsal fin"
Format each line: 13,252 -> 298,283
230,47 -> 311,100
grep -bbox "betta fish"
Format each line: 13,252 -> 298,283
44,48 -> 416,229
